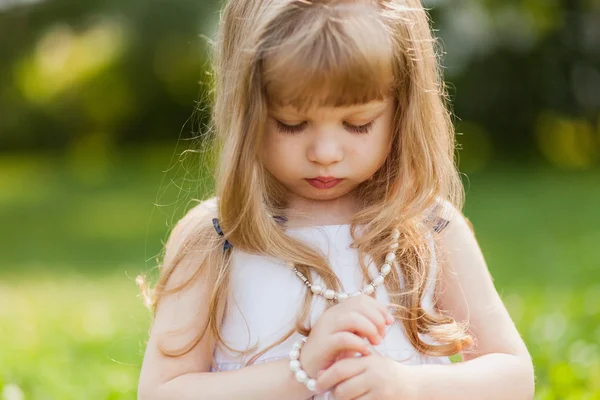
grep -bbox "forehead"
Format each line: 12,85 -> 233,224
269,98 -> 391,117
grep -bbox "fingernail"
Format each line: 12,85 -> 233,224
386,313 -> 395,324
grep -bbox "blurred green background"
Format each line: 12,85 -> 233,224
0,0 -> 599,399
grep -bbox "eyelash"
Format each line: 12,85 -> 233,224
275,120 -> 375,135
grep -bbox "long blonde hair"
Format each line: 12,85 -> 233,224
139,0 -> 473,368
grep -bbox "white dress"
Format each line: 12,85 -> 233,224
210,222 -> 451,398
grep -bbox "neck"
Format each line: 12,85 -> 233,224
285,191 -> 360,226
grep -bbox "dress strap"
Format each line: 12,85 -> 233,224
212,218 -> 233,251
211,215 -> 287,252
426,202 -> 451,234
433,216 -> 450,233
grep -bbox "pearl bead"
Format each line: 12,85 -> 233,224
381,263 -> 392,275
289,360 -> 301,372
295,370 -> 308,383
291,227 -> 400,303
306,378 -> 317,391
289,349 -> 300,360
292,341 -> 302,350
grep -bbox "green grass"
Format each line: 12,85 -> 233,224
0,274 -> 150,399
0,147 -> 599,399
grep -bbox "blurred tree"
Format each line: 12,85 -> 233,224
428,0 -> 600,166
0,0 -> 219,150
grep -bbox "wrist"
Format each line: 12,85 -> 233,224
289,338 -> 318,393
394,362 -> 427,400
412,364 -> 431,400
274,358 -> 316,400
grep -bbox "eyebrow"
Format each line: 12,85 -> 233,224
351,102 -> 388,114
270,101 -> 388,118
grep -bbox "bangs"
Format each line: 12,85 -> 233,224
261,2 -> 400,112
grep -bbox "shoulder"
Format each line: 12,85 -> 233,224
170,197 -> 218,237
177,196 -> 218,228
163,196 -> 219,266
425,197 -> 474,236
431,198 -> 482,281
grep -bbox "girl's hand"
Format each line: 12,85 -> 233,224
315,355 -> 422,400
299,295 -> 394,378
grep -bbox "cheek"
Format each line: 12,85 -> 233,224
373,122 -> 394,159
261,131 -> 299,174
352,131 -> 391,169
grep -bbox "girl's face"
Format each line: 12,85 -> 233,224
261,97 -> 395,205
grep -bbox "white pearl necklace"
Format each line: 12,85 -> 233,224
291,228 -> 400,303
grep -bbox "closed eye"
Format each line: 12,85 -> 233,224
344,121 -> 374,134
274,120 -> 307,134
274,120 -> 375,135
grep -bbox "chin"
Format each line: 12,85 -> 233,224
298,187 -> 355,202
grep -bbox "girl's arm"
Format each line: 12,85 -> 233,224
417,204 -> 535,400
143,359 -> 314,400
137,205 -> 313,400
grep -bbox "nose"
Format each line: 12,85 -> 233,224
306,135 -> 344,166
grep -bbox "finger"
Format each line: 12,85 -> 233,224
359,295 -> 395,326
329,332 -> 372,357
336,349 -> 359,362
335,312 -> 382,345
360,294 -> 395,323
354,392 -> 373,400
352,295 -> 393,337
316,356 -> 367,394
331,373 -> 369,400
358,302 -> 387,338
331,295 -> 392,340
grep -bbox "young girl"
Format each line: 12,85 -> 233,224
137,0 -> 534,399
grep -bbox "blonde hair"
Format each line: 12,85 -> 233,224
139,0 -> 473,368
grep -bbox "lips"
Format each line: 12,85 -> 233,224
305,176 -> 344,189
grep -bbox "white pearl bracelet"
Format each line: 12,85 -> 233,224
289,338 -> 317,392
